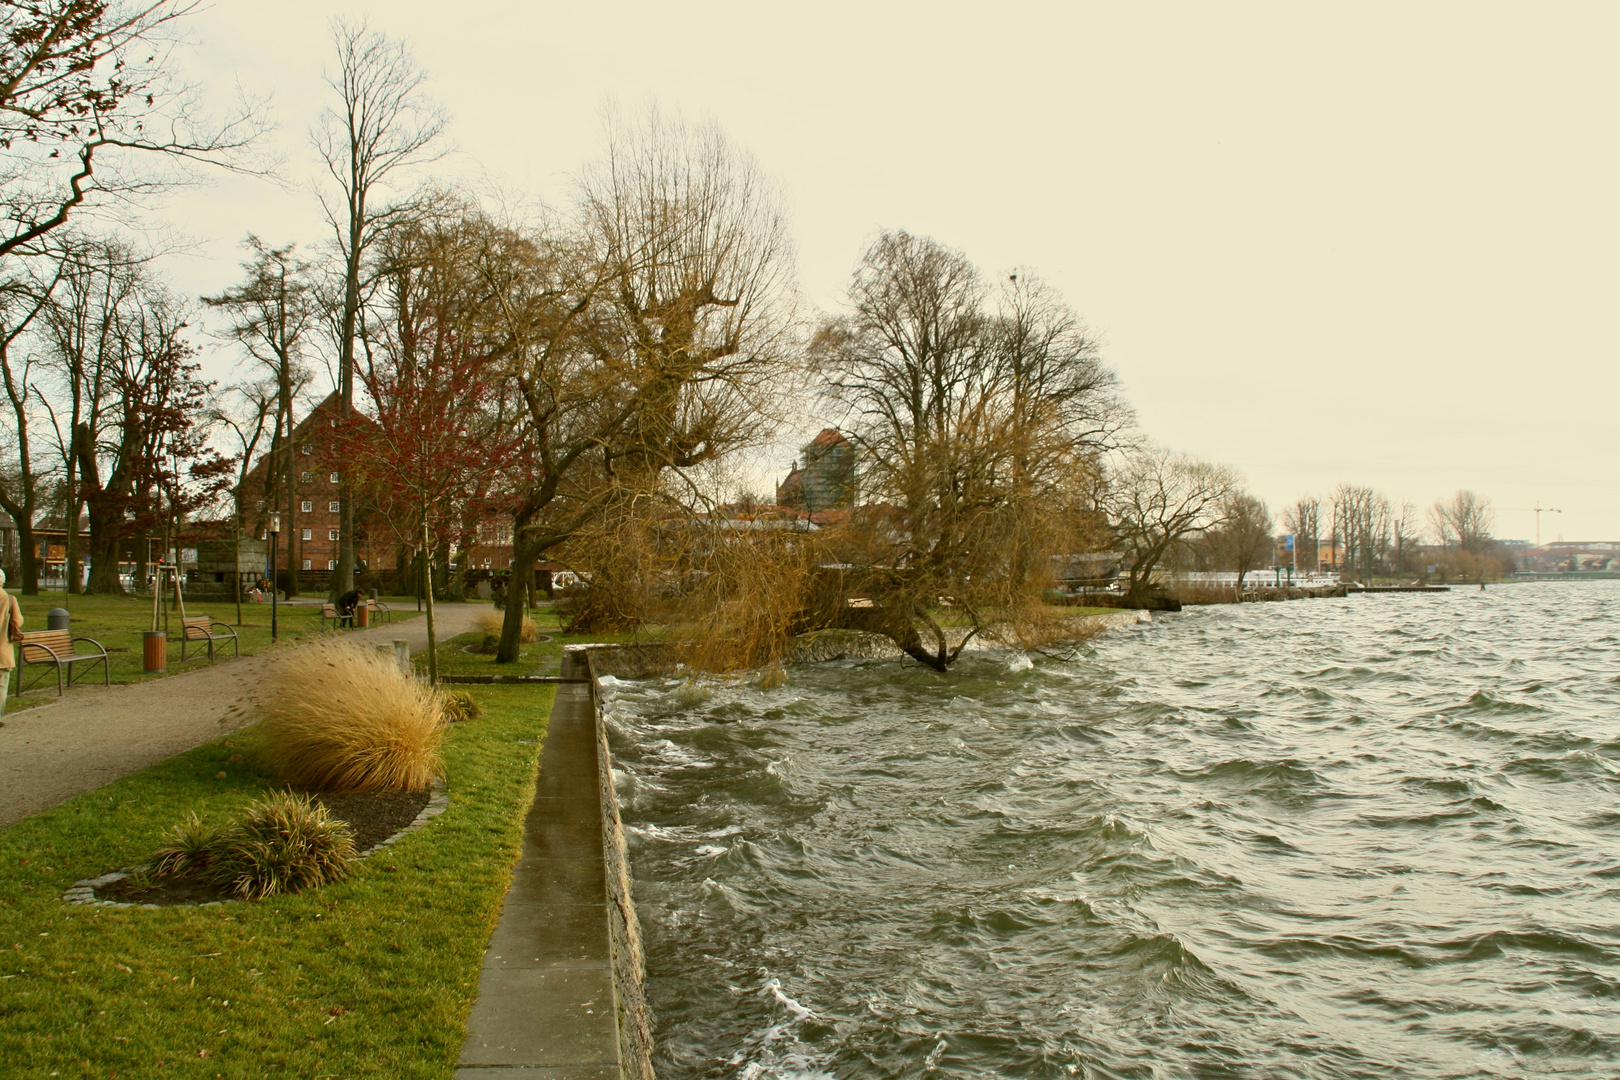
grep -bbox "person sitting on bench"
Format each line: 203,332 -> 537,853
336,588 -> 362,627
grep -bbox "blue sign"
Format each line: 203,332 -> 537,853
1284,535 -> 1295,551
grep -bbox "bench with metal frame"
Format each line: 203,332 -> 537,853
320,602 -> 352,629
366,598 -> 392,624
180,615 -> 239,662
16,629 -> 111,697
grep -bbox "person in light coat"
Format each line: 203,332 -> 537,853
0,569 -> 24,715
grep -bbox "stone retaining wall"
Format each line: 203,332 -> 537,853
571,646 -> 658,1080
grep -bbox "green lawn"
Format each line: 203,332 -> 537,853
421,603 -> 643,679
0,682 -> 552,1078
4,594 -> 422,712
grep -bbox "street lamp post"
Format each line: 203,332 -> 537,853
269,513 -> 281,642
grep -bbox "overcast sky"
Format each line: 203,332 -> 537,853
154,1 -> 1617,542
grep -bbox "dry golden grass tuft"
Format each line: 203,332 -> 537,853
256,640 -> 445,792
439,688 -> 481,723
210,791 -> 356,900
478,609 -> 539,642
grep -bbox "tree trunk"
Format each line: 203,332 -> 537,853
84,522 -> 123,594
497,516 -> 540,663
64,491 -> 81,594
14,520 -> 39,595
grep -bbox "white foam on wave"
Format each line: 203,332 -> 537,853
1006,653 -> 1034,673
693,845 -> 727,858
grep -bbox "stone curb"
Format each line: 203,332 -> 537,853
61,777 -> 450,909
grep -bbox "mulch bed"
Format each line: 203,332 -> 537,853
92,787 -> 432,906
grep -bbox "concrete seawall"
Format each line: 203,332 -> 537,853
454,649 -> 655,1079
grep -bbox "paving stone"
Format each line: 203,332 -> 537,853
505,856 -> 607,904
454,1066 -> 621,1079
482,900 -> 611,969
521,820 -> 606,861
457,967 -> 618,1067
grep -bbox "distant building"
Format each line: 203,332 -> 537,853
776,429 -> 855,511
239,392 -> 400,586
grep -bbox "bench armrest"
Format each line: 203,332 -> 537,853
70,636 -> 109,657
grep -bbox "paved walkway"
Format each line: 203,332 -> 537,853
0,602 -> 488,828
455,653 -> 622,1079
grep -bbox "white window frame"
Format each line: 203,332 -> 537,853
301,529 -> 312,541
328,500 -> 340,513
328,529 -> 340,541
301,500 -> 313,513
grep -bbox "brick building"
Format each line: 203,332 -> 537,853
776,429 -> 856,511
239,392 -> 400,589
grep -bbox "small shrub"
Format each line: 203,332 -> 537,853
477,609 -> 539,643
440,689 -> 481,723
151,812 -> 225,878
257,640 -> 444,792
209,791 -> 355,901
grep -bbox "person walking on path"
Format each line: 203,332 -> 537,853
0,570 -> 24,717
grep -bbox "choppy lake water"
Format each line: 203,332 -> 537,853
603,581 -> 1620,1079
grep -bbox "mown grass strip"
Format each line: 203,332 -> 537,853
0,683 -> 553,1078
4,594 -> 425,712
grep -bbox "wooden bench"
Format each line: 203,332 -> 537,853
16,630 -> 110,697
180,615 -> 239,662
321,602 -> 351,629
366,598 -> 392,624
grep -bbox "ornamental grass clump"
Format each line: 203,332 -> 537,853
477,609 -> 539,643
148,794 -> 356,901
439,688 -> 481,723
257,640 -> 444,792
210,791 -> 355,901
151,812 -> 225,878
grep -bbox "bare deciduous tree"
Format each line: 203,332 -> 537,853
1429,489 -> 1494,555
0,0 -> 267,260
815,231 -> 1125,667
1107,446 -> 1238,599
487,111 -> 798,661
313,18 -> 447,596
1212,492 -> 1273,598
1282,495 -> 1319,572
0,257 -> 69,592
203,237 -> 318,594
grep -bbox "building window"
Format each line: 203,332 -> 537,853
327,559 -> 336,570
328,500 -> 340,513
255,499 -> 264,511
301,500 -> 313,513
300,445 -> 312,455
301,529 -> 312,541
497,526 -> 511,543
329,471 -> 340,483
300,471 -> 312,483
302,559 -> 312,571
328,529 -> 340,541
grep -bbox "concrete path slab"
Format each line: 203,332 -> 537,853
456,669 -> 625,1078
0,602 -> 488,827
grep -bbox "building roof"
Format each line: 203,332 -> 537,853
808,428 -> 850,448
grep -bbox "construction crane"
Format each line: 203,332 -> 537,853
1504,504 -> 1563,546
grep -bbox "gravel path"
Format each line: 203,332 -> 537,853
0,602 -> 488,828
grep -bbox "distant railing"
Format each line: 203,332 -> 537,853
1171,571 -> 1341,589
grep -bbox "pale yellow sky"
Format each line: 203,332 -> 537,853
159,1 -> 1618,540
